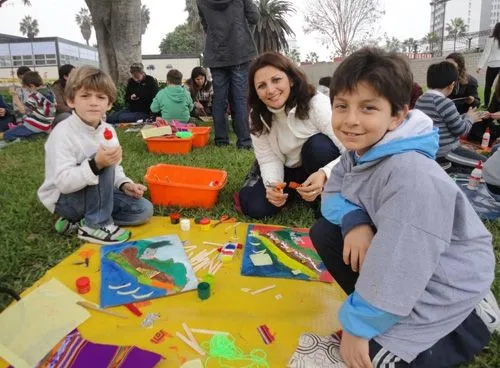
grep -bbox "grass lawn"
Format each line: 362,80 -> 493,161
0,126 -> 498,367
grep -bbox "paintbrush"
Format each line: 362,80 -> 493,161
77,301 -> 128,319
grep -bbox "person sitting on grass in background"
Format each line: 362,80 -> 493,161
150,69 -> 194,124
107,62 -> 159,125
9,66 -> 31,124
52,64 -> 75,126
409,81 -> 423,109
414,61 -> 484,171
0,95 -> 15,133
37,66 -> 153,245
184,66 -> 213,118
446,52 -> 481,114
468,79 -> 500,145
310,47 -> 498,368
4,71 -> 55,142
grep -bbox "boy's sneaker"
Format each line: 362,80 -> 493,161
77,221 -> 131,245
54,217 -> 79,235
475,290 -> 500,334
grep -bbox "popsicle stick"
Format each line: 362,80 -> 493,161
250,284 -> 276,295
77,301 -> 128,319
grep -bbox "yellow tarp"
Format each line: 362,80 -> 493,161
0,217 -> 345,367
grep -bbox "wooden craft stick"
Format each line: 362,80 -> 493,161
250,284 -> 276,295
212,262 -> 223,275
182,322 -> 199,348
203,241 -> 223,246
190,328 -> 230,336
176,331 -> 206,356
224,222 -> 241,233
77,301 -> 128,319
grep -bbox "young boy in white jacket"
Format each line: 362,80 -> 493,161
37,66 -> 153,244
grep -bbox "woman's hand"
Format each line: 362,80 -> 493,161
490,111 -> 500,119
466,96 -> 475,105
296,170 -> 327,202
476,67 -> 482,73
265,183 -> 288,207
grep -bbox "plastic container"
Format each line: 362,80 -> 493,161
144,164 -> 227,208
467,161 -> 483,190
189,126 -> 212,148
144,136 -> 193,154
481,128 -> 491,149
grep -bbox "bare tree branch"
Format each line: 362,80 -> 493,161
303,0 -> 383,56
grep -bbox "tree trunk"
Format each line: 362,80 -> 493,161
85,0 -> 141,85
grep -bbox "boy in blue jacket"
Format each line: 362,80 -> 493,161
310,48 -> 498,367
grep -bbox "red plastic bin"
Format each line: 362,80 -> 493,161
144,136 -> 192,154
144,164 -> 227,208
188,126 -> 212,148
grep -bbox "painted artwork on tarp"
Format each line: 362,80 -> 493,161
100,235 -> 198,308
241,224 -> 334,282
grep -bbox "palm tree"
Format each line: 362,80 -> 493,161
141,5 -> 150,35
406,38 -> 419,54
446,17 -> 468,52
385,37 -> 401,53
305,52 -> 319,63
19,15 -> 39,39
75,8 -> 92,45
253,0 -> 296,54
422,31 -> 439,53
286,48 -> 301,64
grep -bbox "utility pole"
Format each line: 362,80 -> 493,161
430,0 -> 451,56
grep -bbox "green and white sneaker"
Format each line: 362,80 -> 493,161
54,217 -> 79,235
77,221 -> 131,245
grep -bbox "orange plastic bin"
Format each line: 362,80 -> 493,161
144,164 -> 227,208
188,126 -> 212,148
144,136 -> 192,154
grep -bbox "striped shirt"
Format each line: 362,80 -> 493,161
23,87 -> 56,133
414,90 -> 473,157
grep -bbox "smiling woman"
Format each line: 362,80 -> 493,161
236,52 -> 344,220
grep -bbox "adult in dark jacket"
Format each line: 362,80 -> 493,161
197,0 -> 259,148
107,63 -> 159,124
446,53 -> 480,115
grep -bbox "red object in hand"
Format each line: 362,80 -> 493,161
76,276 -> 90,294
288,181 -> 302,190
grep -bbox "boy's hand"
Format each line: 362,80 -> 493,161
490,111 -> 500,119
265,182 -> 288,207
466,96 -> 475,104
121,182 -> 147,198
0,108 -> 5,117
94,146 -> 122,169
340,330 -> 372,368
130,94 -> 139,101
343,224 -> 374,272
296,170 -> 327,202
466,107 -> 482,123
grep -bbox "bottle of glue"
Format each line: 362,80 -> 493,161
481,128 -> 491,149
101,127 -> 119,148
467,161 -> 483,190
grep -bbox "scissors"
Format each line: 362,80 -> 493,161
212,214 -> 237,228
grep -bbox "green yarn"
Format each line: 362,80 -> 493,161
202,334 -> 270,368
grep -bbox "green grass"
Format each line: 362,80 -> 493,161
0,127 -> 498,367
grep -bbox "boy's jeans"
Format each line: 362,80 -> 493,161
55,166 -> 153,228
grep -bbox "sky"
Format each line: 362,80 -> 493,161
0,0 -> 431,61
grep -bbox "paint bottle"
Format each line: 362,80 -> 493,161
170,212 -> 181,224
76,276 -> 90,294
197,282 -> 210,300
199,217 -> 210,231
101,127 -> 119,148
481,128 -> 491,149
180,218 -> 191,231
467,161 -> 483,191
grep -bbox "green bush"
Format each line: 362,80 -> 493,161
112,84 -> 126,113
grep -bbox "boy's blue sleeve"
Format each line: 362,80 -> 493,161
339,291 -> 401,339
321,193 -> 373,236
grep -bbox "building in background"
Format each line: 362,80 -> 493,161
0,34 -> 98,81
0,34 -> 201,83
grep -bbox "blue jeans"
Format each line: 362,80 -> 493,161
0,114 -> 15,132
55,166 -> 153,228
107,109 -> 149,125
211,63 -> 251,148
4,124 -> 45,142
239,133 -> 340,219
